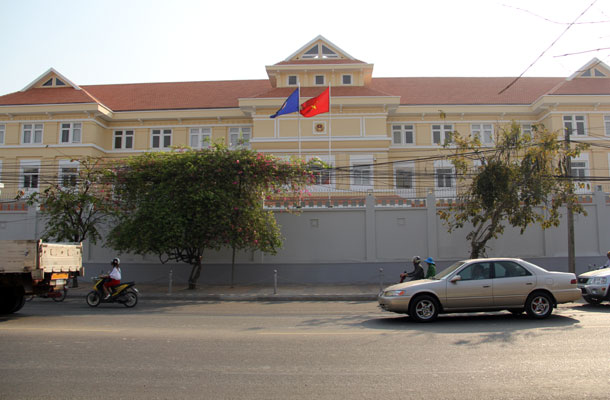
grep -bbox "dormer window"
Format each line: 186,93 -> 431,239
581,68 -> 606,77
288,75 -> 298,86
315,75 -> 325,85
301,44 -> 339,59
41,77 -> 68,88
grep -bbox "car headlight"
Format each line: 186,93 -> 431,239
590,277 -> 608,285
383,290 -> 410,297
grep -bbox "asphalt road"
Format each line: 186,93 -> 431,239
2,298 -> 610,399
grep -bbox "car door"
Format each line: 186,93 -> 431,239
492,261 -> 536,307
444,262 -> 493,310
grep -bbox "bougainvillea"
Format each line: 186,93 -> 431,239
106,144 -> 320,289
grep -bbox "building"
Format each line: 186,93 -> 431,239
1,36 -> 609,283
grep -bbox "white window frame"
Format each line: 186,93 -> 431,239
604,116 -> 610,136
20,160 -> 40,193
229,127 -> 251,149
113,130 -> 134,150
287,75 -> 298,86
190,127 -> 212,149
151,128 -> 172,149
350,155 -> 374,190
342,74 -> 352,85
571,154 -> 590,194
60,122 -> 82,144
307,155 -> 335,191
434,160 -> 456,198
58,160 -> 79,188
314,75 -> 325,86
471,124 -> 494,144
563,115 -> 586,136
432,124 -> 453,145
521,123 -> 533,136
392,124 -> 415,146
22,123 -> 44,145
394,162 -> 416,198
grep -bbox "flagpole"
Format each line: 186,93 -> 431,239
298,83 -> 302,158
328,83 -> 332,205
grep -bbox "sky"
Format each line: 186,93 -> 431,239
0,0 -> 608,96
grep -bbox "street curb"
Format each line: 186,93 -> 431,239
140,293 -> 379,302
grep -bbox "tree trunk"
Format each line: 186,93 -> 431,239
188,256 -> 203,289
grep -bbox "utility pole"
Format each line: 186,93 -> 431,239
565,126 -> 576,274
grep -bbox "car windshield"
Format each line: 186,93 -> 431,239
433,261 -> 466,280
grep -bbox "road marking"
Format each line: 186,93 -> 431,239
0,327 -> 120,333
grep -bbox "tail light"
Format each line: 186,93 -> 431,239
571,279 -> 577,285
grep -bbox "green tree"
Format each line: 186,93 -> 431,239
106,145 -> 316,289
438,122 -> 587,258
20,156 -> 114,245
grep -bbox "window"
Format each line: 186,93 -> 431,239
59,160 -> 79,188
22,124 -> 43,144
353,165 -> 372,186
42,77 -> 67,87
434,160 -> 456,197
521,123 -> 532,136
563,115 -> 586,136
151,128 -> 172,149
315,75 -> 325,85
571,157 -> 590,193
342,74 -> 352,85
458,263 -> 492,281
0,124 -> 5,145
312,166 -> 333,186
471,124 -> 493,144
302,45 -> 319,59
493,262 -> 532,278
229,127 -> 251,149
20,160 -> 40,192
301,44 -> 338,59
396,168 -> 413,189
605,116 -> 610,136
288,75 -> 298,86
392,124 -> 415,145
432,124 -> 453,145
60,122 -> 82,143
114,130 -> 134,150
190,127 -> 211,149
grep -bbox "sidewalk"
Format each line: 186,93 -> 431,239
69,282 -> 384,302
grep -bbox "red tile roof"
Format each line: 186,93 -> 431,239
1,75 -> 608,112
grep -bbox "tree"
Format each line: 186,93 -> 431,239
18,157 -> 116,287
438,122 -> 587,258
106,145 -> 316,289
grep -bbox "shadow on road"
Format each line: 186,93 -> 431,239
571,303 -> 610,313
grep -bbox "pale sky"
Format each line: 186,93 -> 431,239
0,0 -> 608,96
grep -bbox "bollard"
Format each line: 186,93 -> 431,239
379,268 -> 384,292
274,269 -> 278,295
168,269 -> 173,295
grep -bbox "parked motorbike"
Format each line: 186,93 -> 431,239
85,276 -> 139,308
25,287 -> 68,302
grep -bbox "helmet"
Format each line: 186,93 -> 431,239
412,256 -> 421,263
111,258 -> 120,266
425,257 -> 435,264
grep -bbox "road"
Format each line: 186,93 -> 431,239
1,298 -> 610,399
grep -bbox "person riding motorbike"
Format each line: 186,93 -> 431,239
400,256 -> 425,282
102,258 -> 122,300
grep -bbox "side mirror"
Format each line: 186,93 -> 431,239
450,275 -> 462,283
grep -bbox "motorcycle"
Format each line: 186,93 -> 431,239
85,276 -> 139,308
25,286 -> 68,302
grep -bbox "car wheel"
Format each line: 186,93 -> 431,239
583,296 -> 603,305
409,295 -> 439,323
525,292 -> 553,319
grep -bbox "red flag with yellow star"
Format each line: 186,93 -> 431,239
300,87 -> 329,118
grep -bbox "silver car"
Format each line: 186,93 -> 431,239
378,258 -> 580,322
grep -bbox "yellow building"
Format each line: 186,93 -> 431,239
1,35 -> 610,201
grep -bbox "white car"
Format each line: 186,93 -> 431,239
378,258 -> 581,322
578,267 -> 610,304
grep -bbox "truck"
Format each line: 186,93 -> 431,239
0,240 -> 83,314
577,266 -> 610,304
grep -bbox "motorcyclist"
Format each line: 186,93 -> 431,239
400,256 -> 425,282
602,251 -> 610,268
424,257 -> 437,278
102,258 -> 122,300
